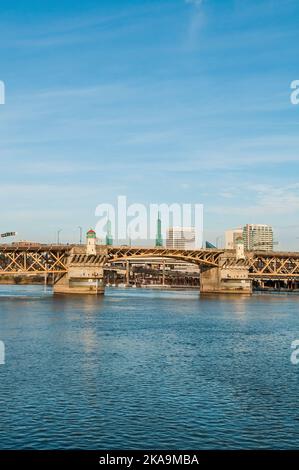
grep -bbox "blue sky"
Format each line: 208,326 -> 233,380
0,0 -> 299,248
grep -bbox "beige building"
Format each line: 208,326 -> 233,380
225,228 -> 243,250
166,227 -> 196,250
243,224 -> 273,251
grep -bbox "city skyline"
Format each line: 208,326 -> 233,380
1,219 -> 276,251
1,0 -> 299,249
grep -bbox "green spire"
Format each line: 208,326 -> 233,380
155,212 -> 163,247
106,217 -> 113,246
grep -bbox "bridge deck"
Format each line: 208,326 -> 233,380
0,245 -> 299,278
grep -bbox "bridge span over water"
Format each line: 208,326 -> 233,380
1,244 -> 299,294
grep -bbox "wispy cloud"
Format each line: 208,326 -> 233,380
185,0 -> 204,5
185,0 -> 205,48
207,183 -> 299,217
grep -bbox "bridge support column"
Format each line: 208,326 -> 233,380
200,254 -> 252,294
53,243 -> 107,295
54,268 -> 105,295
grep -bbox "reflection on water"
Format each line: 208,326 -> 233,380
0,285 -> 299,449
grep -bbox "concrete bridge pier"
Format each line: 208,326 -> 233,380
53,263 -> 105,295
200,249 -> 252,294
54,230 -> 107,295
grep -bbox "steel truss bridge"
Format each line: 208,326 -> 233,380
107,247 -> 222,267
0,245 -> 299,280
247,252 -> 299,279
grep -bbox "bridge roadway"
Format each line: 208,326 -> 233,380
0,243 -> 299,278
1,244 -> 299,293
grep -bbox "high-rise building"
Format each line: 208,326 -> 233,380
155,212 -> 163,247
106,218 -> 113,246
225,228 -> 243,250
166,227 -> 196,250
243,224 -> 273,251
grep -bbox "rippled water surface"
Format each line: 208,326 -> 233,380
0,285 -> 299,449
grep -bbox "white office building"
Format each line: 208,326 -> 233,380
243,224 -> 274,251
166,227 -> 196,250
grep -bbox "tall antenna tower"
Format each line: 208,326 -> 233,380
155,212 -> 163,247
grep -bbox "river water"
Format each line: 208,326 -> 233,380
0,285 -> 298,449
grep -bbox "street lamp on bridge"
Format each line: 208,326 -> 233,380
78,226 -> 83,244
57,229 -> 62,245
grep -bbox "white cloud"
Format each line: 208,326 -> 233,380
185,0 -> 204,6
184,0 -> 205,49
207,183 -> 299,218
